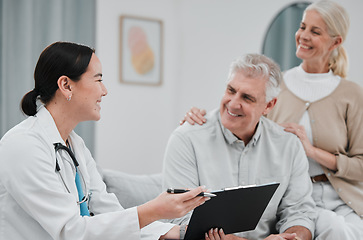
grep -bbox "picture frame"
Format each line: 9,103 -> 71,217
119,15 -> 163,86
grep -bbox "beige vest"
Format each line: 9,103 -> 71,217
268,79 -> 363,218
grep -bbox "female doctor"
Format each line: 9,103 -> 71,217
0,41 -> 208,240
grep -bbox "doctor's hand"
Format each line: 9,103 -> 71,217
205,228 -> 247,240
137,186 -> 208,229
180,107 -> 207,125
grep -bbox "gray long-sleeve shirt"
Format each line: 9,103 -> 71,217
162,108 -> 317,239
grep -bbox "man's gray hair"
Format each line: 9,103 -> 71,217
227,54 -> 282,102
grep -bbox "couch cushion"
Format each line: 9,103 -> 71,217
101,169 -> 163,209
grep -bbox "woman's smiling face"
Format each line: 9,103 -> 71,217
295,10 -> 338,67
70,53 -> 108,122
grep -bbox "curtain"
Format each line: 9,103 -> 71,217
0,0 -> 96,153
262,2 -> 311,72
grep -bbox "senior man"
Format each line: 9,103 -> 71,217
162,54 -> 316,240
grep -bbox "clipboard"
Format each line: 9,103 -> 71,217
184,182 -> 280,240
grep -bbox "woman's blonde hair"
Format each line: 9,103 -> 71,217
306,0 -> 350,78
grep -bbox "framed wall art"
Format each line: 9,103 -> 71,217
119,15 -> 163,86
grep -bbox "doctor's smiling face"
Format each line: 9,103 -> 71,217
70,53 -> 108,122
220,70 -> 275,143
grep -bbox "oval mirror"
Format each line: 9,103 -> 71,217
262,2 -> 311,71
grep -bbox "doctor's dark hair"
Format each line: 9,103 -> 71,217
21,41 -> 95,116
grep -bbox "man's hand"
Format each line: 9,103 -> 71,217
204,228 -> 302,240
205,228 -> 247,240
284,226 -> 311,240
264,233 -> 297,240
159,225 -> 180,239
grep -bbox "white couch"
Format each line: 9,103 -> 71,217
101,169 -> 163,209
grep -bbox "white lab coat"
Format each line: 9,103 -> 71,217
0,106 -> 174,240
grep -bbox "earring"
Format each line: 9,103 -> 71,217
67,95 -> 72,101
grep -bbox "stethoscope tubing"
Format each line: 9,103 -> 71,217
54,143 -> 89,205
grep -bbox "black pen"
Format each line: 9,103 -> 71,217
167,188 -> 216,197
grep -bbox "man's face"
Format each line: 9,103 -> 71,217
220,70 -> 275,142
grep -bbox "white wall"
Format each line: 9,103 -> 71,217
95,0 -> 181,174
95,0 -> 363,175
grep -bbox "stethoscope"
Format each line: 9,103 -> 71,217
54,142 -> 90,204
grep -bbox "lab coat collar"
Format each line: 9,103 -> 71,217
36,106 -> 86,165
36,105 -> 69,146
37,106 -> 90,198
